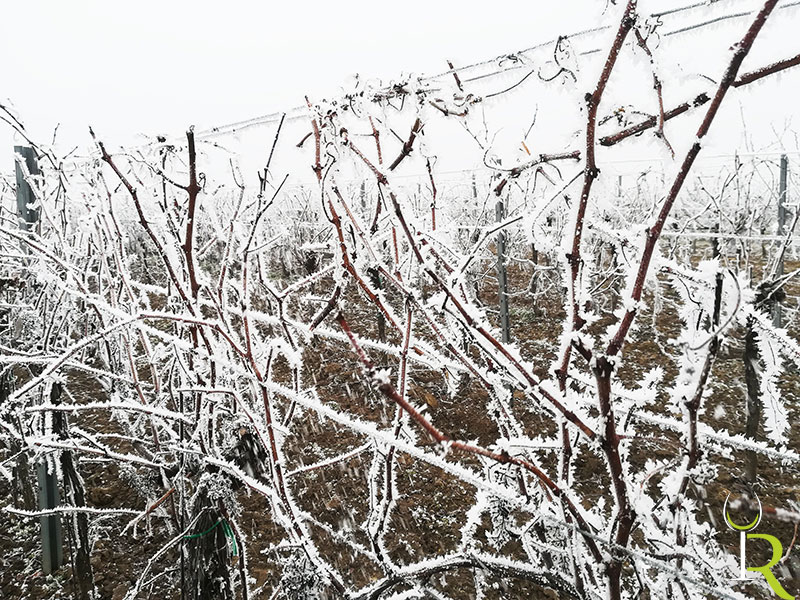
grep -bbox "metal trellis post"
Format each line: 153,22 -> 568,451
37,455 -> 64,574
15,146 -> 64,573
14,146 -> 41,232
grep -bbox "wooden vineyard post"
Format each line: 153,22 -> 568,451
496,199 -> 511,343
773,154 -> 788,328
52,378 -> 93,598
469,173 -> 481,305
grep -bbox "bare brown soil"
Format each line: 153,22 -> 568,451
1,252 -> 799,599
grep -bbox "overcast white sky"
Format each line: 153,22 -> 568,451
1,0 -> 606,155
2,0 -> 798,173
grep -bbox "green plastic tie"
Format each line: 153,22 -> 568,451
183,519 -> 224,539
222,521 -> 238,557
183,519 -> 238,557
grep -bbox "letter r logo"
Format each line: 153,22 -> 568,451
723,492 -> 795,598
746,534 -> 794,600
